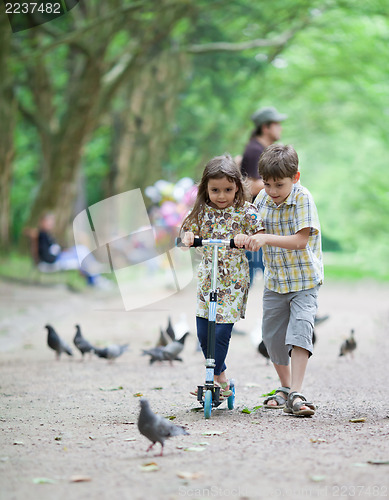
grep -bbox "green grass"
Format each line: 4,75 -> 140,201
323,252 -> 389,281
0,252 -> 87,291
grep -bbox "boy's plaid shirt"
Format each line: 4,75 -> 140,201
254,184 -> 324,294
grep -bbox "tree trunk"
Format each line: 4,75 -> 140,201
0,14 -> 16,250
110,48 -> 188,194
26,57 -> 102,242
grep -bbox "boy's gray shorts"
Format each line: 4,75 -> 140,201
262,285 -> 320,366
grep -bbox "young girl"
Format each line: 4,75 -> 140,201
181,154 -> 264,397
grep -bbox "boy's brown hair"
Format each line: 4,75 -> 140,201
258,144 -> 299,180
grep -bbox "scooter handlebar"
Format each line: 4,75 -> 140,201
176,237 -> 241,249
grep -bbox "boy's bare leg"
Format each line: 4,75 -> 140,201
267,347 -> 311,410
290,346 -> 310,410
266,363 -> 290,406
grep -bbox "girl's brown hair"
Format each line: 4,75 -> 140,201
181,154 -> 250,232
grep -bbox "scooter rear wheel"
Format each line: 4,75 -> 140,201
227,381 -> 235,410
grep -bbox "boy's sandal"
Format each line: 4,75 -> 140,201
283,391 -> 316,416
263,386 -> 290,409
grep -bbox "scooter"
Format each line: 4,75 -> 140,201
176,236 -> 240,419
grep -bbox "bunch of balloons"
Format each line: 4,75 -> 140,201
145,178 -> 197,229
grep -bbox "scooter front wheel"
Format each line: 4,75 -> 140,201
204,390 -> 212,419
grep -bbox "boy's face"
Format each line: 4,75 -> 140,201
263,173 -> 300,205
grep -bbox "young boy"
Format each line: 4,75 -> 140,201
243,144 -> 323,416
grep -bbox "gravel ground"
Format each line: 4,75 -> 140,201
0,275 -> 388,500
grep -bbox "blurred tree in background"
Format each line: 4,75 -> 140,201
0,0 -> 388,275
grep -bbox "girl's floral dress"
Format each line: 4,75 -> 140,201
182,202 -> 264,323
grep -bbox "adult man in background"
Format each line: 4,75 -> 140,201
241,106 -> 287,285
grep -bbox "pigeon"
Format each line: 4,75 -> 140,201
156,328 -> 171,348
94,344 -> 129,361
258,331 -> 317,362
73,324 -> 95,359
314,314 -> 329,326
170,313 -> 190,339
257,340 -> 270,364
162,332 -> 189,359
143,332 -> 189,364
46,324 -> 73,360
339,329 -> 356,358
165,316 -> 176,342
138,398 -> 189,456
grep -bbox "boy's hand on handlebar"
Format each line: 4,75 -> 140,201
246,233 -> 267,252
233,234 -> 250,248
182,231 -> 195,247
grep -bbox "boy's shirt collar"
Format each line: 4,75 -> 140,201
265,183 -> 298,208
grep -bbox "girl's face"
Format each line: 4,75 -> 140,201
207,177 -> 238,209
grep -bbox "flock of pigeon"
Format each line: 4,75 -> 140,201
45,314 -> 357,456
45,324 -> 129,361
257,315 -> 357,362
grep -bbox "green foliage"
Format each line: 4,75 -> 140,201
6,0 -> 389,279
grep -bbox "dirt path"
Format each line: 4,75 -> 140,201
0,276 -> 388,500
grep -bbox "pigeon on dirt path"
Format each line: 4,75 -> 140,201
143,332 -> 189,364
339,329 -> 356,358
73,324 -> 95,359
138,399 -> 189,456
94,344 -> 129,361
46,324 -> 73,360
156,328 -> 171,348
162,332 -> 189,360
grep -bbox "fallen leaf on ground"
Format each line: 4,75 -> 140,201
32,477 -> 56,484
310,475 -> 326,482
13,441 -> 24,445
260,389 -> 276,397
367,460 -> 389,465
349,418 -> 366,423
88,436 -> 95,440
310,438 -> 327,443
165,415 -> 176,420
124,438 -> 136,441
242,407 -> 251,414
54,436 -> 62,441
201,430 -> 223,436
184,447 -> 205,452
139,462 -> 159,472
133,392 -> 143,397
190,407 -> 203,412
99,386 -> 123,391
176,471 -> 203,480
191,442 -> 209,446
69,475 -> 92,483
152,387 -> 163,390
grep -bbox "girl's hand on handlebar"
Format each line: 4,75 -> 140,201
233,234 -> 250,248
182,231 -> 195,247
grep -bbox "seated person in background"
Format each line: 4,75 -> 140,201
37,213 -> 109,288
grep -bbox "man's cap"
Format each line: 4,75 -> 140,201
251,106 -> 287,127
